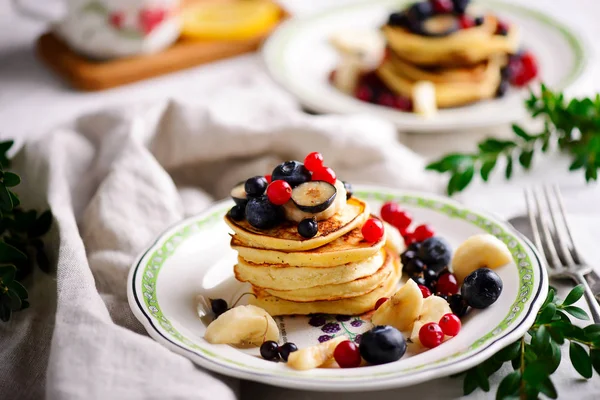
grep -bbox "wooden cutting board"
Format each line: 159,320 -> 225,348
36,0 -> 286,91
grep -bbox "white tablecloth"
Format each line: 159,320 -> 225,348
2,1 -> 600,399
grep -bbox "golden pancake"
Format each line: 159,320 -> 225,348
249,253 -> 401,316
259,249 -> 395,302
225,197 -> 369,251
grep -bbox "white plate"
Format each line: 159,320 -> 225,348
262,0 -> 589,132
128,186 -> 547,391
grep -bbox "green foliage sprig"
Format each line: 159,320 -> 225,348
0,140 -> 52,322
427,84 -> 600,195
459,285 -> 600,399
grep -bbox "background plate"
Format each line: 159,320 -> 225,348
128,186 -> 547,391
262,0 -> 588,132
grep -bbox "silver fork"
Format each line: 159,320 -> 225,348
525,185 -> 600,323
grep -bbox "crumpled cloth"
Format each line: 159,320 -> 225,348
0,77 -> 437,400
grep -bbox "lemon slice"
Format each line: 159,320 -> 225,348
182,1 -> 281,41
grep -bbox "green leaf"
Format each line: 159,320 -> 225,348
7,289 -> 21,311
480,158 -> 497,182
505,156 -> 513,179
548,340 -> 562,374
9,191 -> 20,208
536,303 -> 556,324
532,325 -> 550,353
0,140 -> 14,155
0,265 -> 16,285
20,299 -> 29,310
511,355 -> 521,370
463,369 -> 479,395
569,156 -> 586,171
0,183 -> 12,211
426,154 -> 470,172
479,139 -> 515,153
2,172 -> 20,187
496,371 -> 521,400
570,342 -> 593,378
496,341 -> 521,362
512,124 -> 534,141
583,324 -> 600,341
542,288 -> 556,308
8,280 -> 27,299
538,376 -> 558,399
563,284 -> 585,306
523,360 -> 551,385
474,366 -> 490,392
0,242 -> 27,263
591,349 -> 600,375
0,303 -> 11,322
518,150 -> 534,169
29,210 -> 53,238
563,306 -> 590,321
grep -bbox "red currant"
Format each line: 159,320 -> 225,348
394,96 -> 413,112
458,15 -> 474,29
404,232 -> 416,247
418,285 -> 431,298
266,180 -> 292,205
374,297 -> 388,310
377,92 -> 397,108
380,202 -> 400,224
430,0 -> 453,14
439,313 -> 461,336
333,340 -> 362,368
355,85 -> 372,102
496,20 -> 509,35
413,224 -> 434,242
419,322 -> 444,348
436,273 -> 459,295
510,52 -> 538,87
264,174 -> 272,184
304,152 -> 324,172
362,218 -> 384,243
312,166 -> 337,185
393,211 -> 413,231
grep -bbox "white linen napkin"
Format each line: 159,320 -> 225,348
2,76 -> 438,400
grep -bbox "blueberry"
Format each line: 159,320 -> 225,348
436,292 -> 449,302
496,79 -> 509,98
452,0 -> 470,14
408,241 -> 422,253
298,218 -> 318,238
278,342 -> 298,361
271,161 -> 311,187
400,250 -> 417,265
245,176 -> 268,197
245,196 -> 281,229
210,298 -> 228,317
260,341 -> 280,361
404,258 -> 425,276
387,11 -> 408,26
449,294 -> 469,317
417,237 -> 452,271
408,2 -> 432,20
359,325 -> 406,365
411,275 -> 427,287
461,268 -> 503,309
474,16 -> 485,26
423,267 -> 438,286
228,205 -> 245,221
501,66 -> 511,79
343,181 -> 353,200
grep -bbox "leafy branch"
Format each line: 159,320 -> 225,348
459,285 -> 600,399
0,140 -> 52,322
427,84 -> 600,195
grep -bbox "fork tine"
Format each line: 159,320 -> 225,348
551,184 -> 582,264
543,185 -> 576,267
531,187 -> 563,269
525,188 -> 544,260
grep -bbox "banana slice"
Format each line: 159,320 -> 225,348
410,295 -> 452,345
371,279 -> 423,332
452,234 -> 513,283
204,305 -> 279,346
383,221 -> 405,255
287,336 -> 346,370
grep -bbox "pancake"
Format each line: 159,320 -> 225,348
225,197 -> 369,251
249,253 -> 401,316
231,215 -> 385,267
235,248 -> 386,290
260,249 -> 395,302
383,15 -> 519,67
377,54 -> 503,108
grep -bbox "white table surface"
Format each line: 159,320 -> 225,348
2,0 -> 600,399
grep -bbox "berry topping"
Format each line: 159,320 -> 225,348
408,2 -> 433,20
291,181 -> 337,212
228,205 -> 245,221
458,15 -> 474,29
304,152 -> 324,172
265,174 -> 272,184
435,272 -> 459,295
278,342 -> 298,361
404,232 -> 416,247
448,294 -> 469,317
342,181 -> 353,200
298,218 -> 318,239
210,298 -> 228,317
260,340 -> 280,361
359,325 -> 407,365
374,297 -> 388,310
431,0 -> 453,14
400,249 -> 417,264
439,313 -> 461,336
474,15 -> 485,26
377,92 -> 397,107
413,224 -> 435,242
461,268 -> 503,309
381,202 -> 412,231
334,340 -> 362,368
423,267 -> 438,288
411,275 -> 427,287
451,0 -> 470,14
495,20 -> 509,36
419,322 -> 444,348
355,84 -> 373,102
417,237 -> 452,272
245,176 -> 268,197
380,202 -> 400,224
388,11 -> 408,27
404,258 -> 425,277
311,166 -> 337,185
361,218 -> 385,243
267,180 -> 292,206
245,196 -> 281,229
394,96 -> 413,112
272,160 -> 311,187
418,284 -> 432,298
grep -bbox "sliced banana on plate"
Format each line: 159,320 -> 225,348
371,279 -> 423,332
287,336 -> 346,370
410,295 -> 452,344
452,233 -> 513,283
204,305 -> 279,346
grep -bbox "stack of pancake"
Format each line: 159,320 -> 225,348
225,198 -> 403,316
377,13 -> 520,108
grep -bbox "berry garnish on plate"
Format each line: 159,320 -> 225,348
435,272 -> 459,295
334,340 -> 362,368
413,224 -> 435,242
210,298 -> 228,317
266,180 -> 292,205
418,284 -> 432,298
448,293 -> 469,317
279,342 -> 298,361
419,322 -> 444,348
439,313 -> 461,336
361,218 -> 385,243
461,268 -> 503,308
359,325 -> 407,365
298,217 -> 318,238
304,152 -> 324,172
311,166 -> 337,185
417,237 -> 452,272
260,340 -> 281,361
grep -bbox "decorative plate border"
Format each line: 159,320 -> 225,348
128,187 -> 547,390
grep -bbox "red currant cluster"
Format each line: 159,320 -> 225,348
419,313 -> 461,348
380,201 -> 434,247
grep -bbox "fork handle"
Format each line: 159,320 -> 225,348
572,272 -> 600,323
